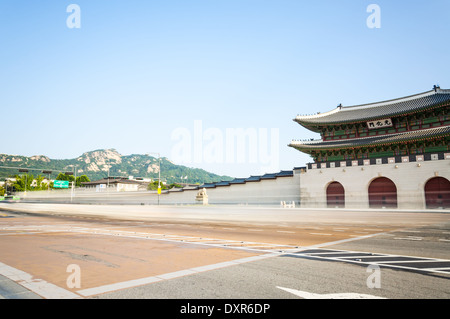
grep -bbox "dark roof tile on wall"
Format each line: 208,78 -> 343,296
197,169 -> 296,189
276,170 -> 294,177
229,178 -> 246,184
245,176 -> 262,182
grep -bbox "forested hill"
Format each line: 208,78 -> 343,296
0,149 -> 232,184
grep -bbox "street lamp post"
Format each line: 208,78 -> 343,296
42,170 -> 52,193
147,152 -> 161,205
107,159 -> 110,193
18,168 -> 29,196
64,169 -> 75,202
72,165 -> 77,202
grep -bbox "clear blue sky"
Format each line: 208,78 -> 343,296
1,1 -> 449,178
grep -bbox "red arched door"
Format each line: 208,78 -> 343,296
327,182 -> 345,208
368,177 -> 397,208
425,177 -> 450,209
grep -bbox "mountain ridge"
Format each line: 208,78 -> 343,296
0,149 -> 233,184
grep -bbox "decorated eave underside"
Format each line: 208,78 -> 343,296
294,87 -> 450,132
289,125 -> 450,153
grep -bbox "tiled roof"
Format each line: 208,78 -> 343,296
81,178 -> 143,185
215,181 -> 231,186
182,185 -> 199,191
245,176 -> 261,182
260,173 -> 277,179
201,183 -> 217,188
229,178 -> 246,184
289,125 -> 450,151
276,170 -> 294,177
197,169 -> 296,189
294,88 -> 450,128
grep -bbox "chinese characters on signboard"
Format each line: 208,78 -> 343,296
367,118 -> 392,130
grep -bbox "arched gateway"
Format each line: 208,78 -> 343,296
368,177 -> 397,208
425,177 -> 450,209
326,182 -> 345,208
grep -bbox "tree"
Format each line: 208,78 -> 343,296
168,183 -> 182,189
12,173 -> 34,192
10,174 -> 51,191
34,175 -> 45,190
76,175 -> 90,187
147,181 -> 166,191
56,173 -> 75,182
55,173 -> 90,188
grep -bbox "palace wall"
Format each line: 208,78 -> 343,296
17,172 -> 301,206
16,157 -> 449,210
162,174 -> 301,205
300,155 -> 450,209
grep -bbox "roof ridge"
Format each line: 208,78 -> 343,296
295,89 -> 442,121
294,87 -> 450,126
340,88 -> 442,111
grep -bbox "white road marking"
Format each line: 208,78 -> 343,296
277,286 -> 385,299
310,233 -> 332,236
307,232 -> 386,248
0,224 -> 299,253
0,222 -> 392,299
77,253 -> 279,297
394,237 -> 423,241
374,259 -> 448,264
0,231 -> 44,236
0,262 -> 80,299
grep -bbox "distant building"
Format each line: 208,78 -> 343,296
81,176 -> 146,192
289,86 -> 450,209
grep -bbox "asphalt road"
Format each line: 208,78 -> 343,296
0,203 -> 449,303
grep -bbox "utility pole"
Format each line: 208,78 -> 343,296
71,165 -> 77,202
107,159 -> 110,192
147,152 -> 161,205
18,168 -> 29,196
158,156 -> 161,205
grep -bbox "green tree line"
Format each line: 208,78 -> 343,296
54,173 -> 90,187
147,181 -> 183,191
2,173 -> 90,193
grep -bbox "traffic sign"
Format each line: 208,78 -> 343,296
53,180 -> 69,189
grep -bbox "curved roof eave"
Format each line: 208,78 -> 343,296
289,125 -> 450,152
294,88 -> 450,128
